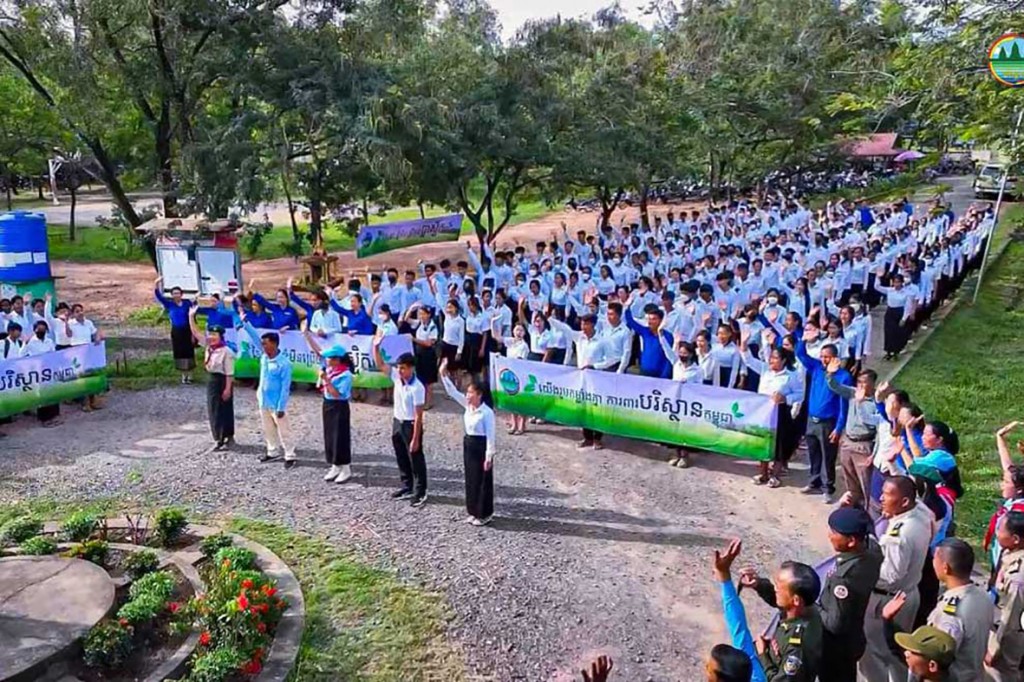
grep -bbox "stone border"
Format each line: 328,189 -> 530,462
22,517 -> 305,681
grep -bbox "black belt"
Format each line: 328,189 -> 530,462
872,588 -> 897,597
809,416 -> 835,424
845,434 -> 875,443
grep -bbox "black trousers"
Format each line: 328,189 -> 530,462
818,648 -> 859,682
206,372 -> 235,442
392,418 -> 427,496
915,548 -> 939,629
463,435 -> 494,519
884,306 -> 906,355
323,399 -> 351,466
806,417 -> 838,493
582,427 -> 603,443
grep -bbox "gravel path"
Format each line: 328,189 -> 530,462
0,383 -> 834,681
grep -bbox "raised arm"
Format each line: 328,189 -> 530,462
371,335 -> 391,375
154,277 -> 171,308
302,325 -> 324,359
188,306 -> 206,347
997,422 -> 1022,472
289,290 -> 315,320
439,360 -> 467,408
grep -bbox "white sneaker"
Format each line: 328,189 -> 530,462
323,465 -> 340,482
335,465 -> 353,484
464,515 -> 476,524
470,516 -> 493,527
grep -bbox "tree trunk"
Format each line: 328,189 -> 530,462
362,197 -> 369,227
5,184 -> 10,212
639,184 -> 650,229
309,196 -> 322,247
36,181 -> 44,201
281,164 -> 299,242
69,186 -> 77,241
156,102 -> 177,218
418,201 -> 425,220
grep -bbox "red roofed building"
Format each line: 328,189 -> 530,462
842,132 -> 902,159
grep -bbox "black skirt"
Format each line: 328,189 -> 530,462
464,332 -> 484,374
415,344 -> 439,385
884,306 -> 906,354
463,434 -> 494,519
170,325 -> 196,371
527,352 -> 545,362
547,348 -> 567,365
323,399 -> 352,466
774,402 -> 795,463
440,341 -> 461,370
206,372 -> 235,442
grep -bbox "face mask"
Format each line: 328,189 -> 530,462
766,296 -> 778,305
36,330 -> 46,339
387,276 -> 398,285
613,258 -> 622,265
378,315 -> 388,323
582,273 -> 591,281
319,301 -> 329,310
529,270 -> 538,277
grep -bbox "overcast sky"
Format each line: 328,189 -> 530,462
488,0 -> 648,37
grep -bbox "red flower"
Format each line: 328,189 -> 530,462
240,660 -> 262,675
241,578 -> 254,590
167,601 -> 181,614
238,593 -> 249,610
199,631 -> 211,646
254,647 -> 264,660
258,603 -> 269,614
118,618 -> 129,627
257,622 -> 267,633
261,585 -> 277,597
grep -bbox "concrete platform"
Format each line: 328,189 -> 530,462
0,556 -> 114,682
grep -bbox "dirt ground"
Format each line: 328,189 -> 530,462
53,201 -> 705,322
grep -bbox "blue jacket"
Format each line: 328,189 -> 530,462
241,322 -> 293,412
196,303 -> 237,330
624,309 -> 672,378
795,340 -> 851,431
154,290 -> 192,329
331,301 -> 375,335
252,293 -> 300,330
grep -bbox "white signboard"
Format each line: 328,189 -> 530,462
156,247 -> 200,292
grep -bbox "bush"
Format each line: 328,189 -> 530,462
61,511 -> 99,542
214,546 -> 257,571
65,539 -> 109,566
154,508 -> 188,547
0,516 -> 42,546
123,549 -> 160,579
182,645 -> 248,682
118,570 -> 177,624
83,621 -> 134,668
19,535 -> 58,555
199,533 -> 234,559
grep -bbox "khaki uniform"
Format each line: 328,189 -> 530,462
988,548 -> 1024,682
859,504 -> 932,682
927,583 -> 994,682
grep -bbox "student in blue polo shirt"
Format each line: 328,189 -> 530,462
154,276 -> 195,384
304,327 -> 355,485
240,310 -> 296,468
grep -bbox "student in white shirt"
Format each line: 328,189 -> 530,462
68,304 -> 102,346
741,333 -> 802,489
22,320 -> 60,425
372,341 -> 428,507
1,322 -> 23,359
491,319 -> 530,435
406,304 -> 439,405
439,300 -> 466,372
439,359 -> 496,526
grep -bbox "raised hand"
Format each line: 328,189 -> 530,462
581,655 -> 613,682
881,591 -> 907,621
998,421 -> 1022,438
712,539 -> 742,582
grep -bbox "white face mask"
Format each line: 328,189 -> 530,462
378,315 -> 388,323
582,273 -> 591,281
613,258 -> 622,265
766,296 -> 778,305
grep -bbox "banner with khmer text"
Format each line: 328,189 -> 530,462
229,329 -> 413,388
489,355 -> 777,461
355,214 -> 463,258
0,343 -> 108,418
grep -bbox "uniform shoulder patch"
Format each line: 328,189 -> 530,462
943,595 -> 960,615
887,521 -> 904,537
783,654 -> 802,675
833,584 -> 849,599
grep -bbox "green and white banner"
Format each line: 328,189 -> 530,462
490,355 -> 777,461
0,343 -> 108,418
228,329 -> 413,388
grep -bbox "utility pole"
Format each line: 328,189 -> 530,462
973,106 -> 1023,304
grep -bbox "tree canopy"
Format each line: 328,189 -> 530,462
1,0 -> 1020,243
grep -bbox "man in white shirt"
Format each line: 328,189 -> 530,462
1,322 -> 22,359
372,341 -> 429,507
548,313 -> 614,450
21,320 -> 55,356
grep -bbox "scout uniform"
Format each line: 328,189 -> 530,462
988,547 -> 1024,681
819,508 -> 883,682
758,607 -> 823,682
859,502 -> 932,682
927,582 -> 993,682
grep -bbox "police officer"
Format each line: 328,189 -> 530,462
859,475 -> 933,682
740,561 -> 823,681
926,538 -> 993,681
987,511 -> 1024,680
818,507 -> 883,682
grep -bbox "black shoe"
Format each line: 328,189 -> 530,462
258,453 -> 281,463
391,488 -> 413,500
213,440 -> 227,451
284,459 -> 297,470
410,494 -> 428,508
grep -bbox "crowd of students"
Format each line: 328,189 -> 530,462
0,292 -> 104,428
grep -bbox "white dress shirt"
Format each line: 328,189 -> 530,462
441,374 -> 496,457
390,368 -> 425,421
68,318 -> 98,346
21,335 -> 55,356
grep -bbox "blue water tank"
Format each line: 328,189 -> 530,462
0,211 -> 50,282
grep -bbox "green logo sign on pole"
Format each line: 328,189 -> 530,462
989,34 -> 1024,87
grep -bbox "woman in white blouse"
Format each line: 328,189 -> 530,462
406,304 -> 439,405
872,269 -> 915,360
491,317 -> 529,435
440,359 -> 497,526
709,324 -> 743,389
656,328 -> 706,468
740,332 -> 802,489
439,299 -> 465,375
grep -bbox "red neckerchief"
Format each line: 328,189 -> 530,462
322,364 -> 350,395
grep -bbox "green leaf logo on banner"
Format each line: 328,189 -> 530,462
730,402 -> 744,420
380,347 -> 393,363
525,374 -> 538,393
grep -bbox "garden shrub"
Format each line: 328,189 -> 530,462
19,535 -> 57,555
154,508 -> 188,547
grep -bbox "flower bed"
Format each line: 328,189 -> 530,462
0,510 -> 292,682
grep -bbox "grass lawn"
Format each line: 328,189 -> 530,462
894,205 -> 1024,551
44,199 -> 556,264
